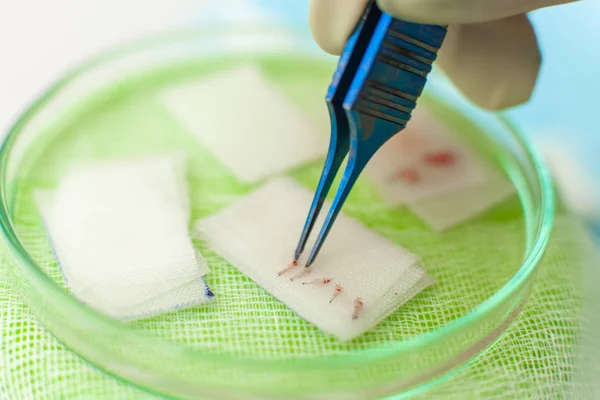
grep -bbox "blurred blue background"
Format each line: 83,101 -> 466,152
512,2 -> 598,144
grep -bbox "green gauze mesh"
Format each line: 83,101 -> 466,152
0,56 -> 588,399
0,217 -> 586,399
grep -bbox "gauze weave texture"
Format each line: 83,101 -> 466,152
366,107 -> 515,231
158,65 -> 328,184
0,55 -> 586,399
366,107 -> 486,205
196,178 -> 431,341
0,216 -> 585,399
34,154 -> 212,319
409,164 -> 515,232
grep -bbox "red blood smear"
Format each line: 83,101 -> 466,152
292,260 -> 298,266
394,168 -> 420,184
424,151 -> 456,167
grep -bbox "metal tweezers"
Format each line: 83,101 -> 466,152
294,1 -> 447,268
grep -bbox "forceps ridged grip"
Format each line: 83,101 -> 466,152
294,1 -> 447,268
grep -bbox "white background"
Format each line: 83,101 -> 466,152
0,0 -> 207,135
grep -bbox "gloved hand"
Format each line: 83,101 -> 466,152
309,0 -> 577,110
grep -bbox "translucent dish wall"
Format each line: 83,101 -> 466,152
0,28 -> 553,400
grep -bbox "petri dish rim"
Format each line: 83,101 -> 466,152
0,27 -> 554,371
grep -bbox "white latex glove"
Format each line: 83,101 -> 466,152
309,0 -> 577,110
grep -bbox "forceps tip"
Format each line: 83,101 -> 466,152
293,249 -> 302,263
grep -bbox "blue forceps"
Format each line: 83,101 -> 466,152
294,1 -> 447,268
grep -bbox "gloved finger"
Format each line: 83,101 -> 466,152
435,14 -> 541,110
308,0 -> 577,54
378,0 -> 578,25
309,0 -> 541,110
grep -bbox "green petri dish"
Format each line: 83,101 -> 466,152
0,27 -> 553,399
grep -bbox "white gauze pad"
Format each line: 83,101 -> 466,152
116,278 -> 214,321
196,178 -> 431,341
366,106 -> 486,205
408,164 -> 515,232
36,154 -> 212,318
157,65 -> 328,183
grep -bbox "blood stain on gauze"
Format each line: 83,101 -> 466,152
366,106 -> 486,205
35,154 -> 213,319
157,65 -> 328,184
195,178 -> 432,341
